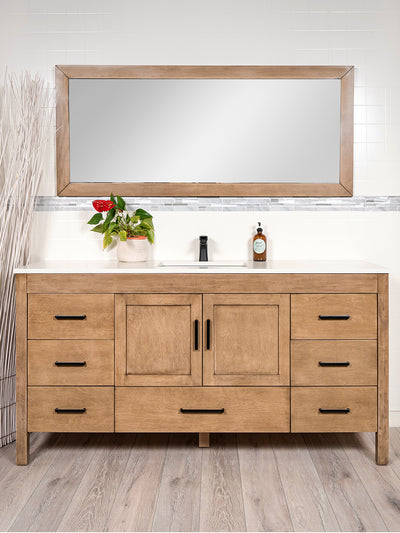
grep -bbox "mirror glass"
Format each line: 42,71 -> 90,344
69,78 -> 341,184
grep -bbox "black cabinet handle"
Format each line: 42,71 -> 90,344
194,320 -> 199,350
180,408 -> 224,414
319,361 -> 350,367
55,315 -> 87,320
206,319 -> 211,350
55,361 -> 87,367
318,315 -> 350,320
54,408 -> 86,414
319,408 -> 350,414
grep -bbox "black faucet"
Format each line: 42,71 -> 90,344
199,235 -> 208,261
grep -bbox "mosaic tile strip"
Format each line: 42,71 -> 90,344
34,196 -> 400,212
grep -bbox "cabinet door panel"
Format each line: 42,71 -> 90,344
115,294 -> 202,386
203,294 -> 289,386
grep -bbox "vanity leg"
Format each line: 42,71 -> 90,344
199,432 -> 210,447
16,274 -> 29,465
16,431 -> 30,466
376,273 -> 389,465
376,430 -> 388,466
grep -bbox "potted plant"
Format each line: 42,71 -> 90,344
87,194 -> 154,262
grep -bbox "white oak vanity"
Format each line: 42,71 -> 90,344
15,261 -> 388,465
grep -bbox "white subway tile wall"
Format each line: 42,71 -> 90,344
1,0 -> 400,420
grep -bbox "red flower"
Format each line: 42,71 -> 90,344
92,200 -> 115,212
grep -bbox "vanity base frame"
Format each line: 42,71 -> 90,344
16,272 -> 388,465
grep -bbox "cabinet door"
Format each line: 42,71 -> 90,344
203,294 -> 290,386
115,294 -> 202,386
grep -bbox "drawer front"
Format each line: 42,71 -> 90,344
291,294 -> 377,339
115,387 -> 290,433
291,340 -> 377,386
28,387 -> 114,432
28,294 -> 114,339
28,340 -> 114,386
291,387 -> 377,432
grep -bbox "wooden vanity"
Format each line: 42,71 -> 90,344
15,261 -> 388,465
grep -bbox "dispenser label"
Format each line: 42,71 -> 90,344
253,239 -> 266,254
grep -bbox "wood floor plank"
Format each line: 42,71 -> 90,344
106,434 -> 169,532
304,433 -> 387,532
152,433 -> 201,532
338,432 -> 400,531
0,440 -> 17,480
10,433 -> 102,532
57,434 -> 133,532
383,428 -> 400,481
237,433 -> 293,532
0,433 -> 62,531
271,433 -> 339,532
0,434 -> 39,481
200,434 -> 246,532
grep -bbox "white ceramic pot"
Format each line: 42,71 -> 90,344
117,236 -> 149,262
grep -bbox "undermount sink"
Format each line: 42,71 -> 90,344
160,260 -> 247,268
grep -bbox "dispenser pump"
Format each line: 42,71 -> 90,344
253,222 -> 267,261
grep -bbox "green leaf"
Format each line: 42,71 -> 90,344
146,229 -> 155,244
103,233 -> 113,250
119,230 -> 127,241
139,219 -> 154,230
102,208 -> 116,231
135,208 -> 152,220
116,195 -> 126,210
131,215 -> 140,224
110,193 -> 117,205
105,207 -> 116,223
90,223 -> 104,234
126,213 -> 130,223
87,213 -> 103,225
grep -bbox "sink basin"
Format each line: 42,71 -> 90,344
160,260 -> 247,268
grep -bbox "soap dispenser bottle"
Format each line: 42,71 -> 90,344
253,222 -> 266,261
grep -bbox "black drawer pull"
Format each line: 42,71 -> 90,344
55,315 -> 87,320
55,361 -> 87,367
180,408 -> 224,414
319,408 -> 350,414
319,361 -> 350,367
194,319 -> 199,350
206,319 -> 211,350
54,408 -> 86,414
318,315 -> 350,320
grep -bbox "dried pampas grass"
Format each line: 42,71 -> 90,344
0,72 -> 52,446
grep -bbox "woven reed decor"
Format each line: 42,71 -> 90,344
0,72 -> 52,446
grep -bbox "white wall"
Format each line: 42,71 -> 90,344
1,0 -> 400,422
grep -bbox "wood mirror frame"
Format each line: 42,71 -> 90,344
56,65 -> 354,197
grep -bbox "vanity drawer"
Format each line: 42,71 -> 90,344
115,387 -> 290,433
28,294 -> 114,339
28,386 -> 114,432
28,340 -> 114,386
291,387 -> 377,432
291,294 -> 377,340
291,340 -> 377,386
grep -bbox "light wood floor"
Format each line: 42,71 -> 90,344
1,430 -> 400,532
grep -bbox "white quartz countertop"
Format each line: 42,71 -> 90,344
14,260 -> 388,274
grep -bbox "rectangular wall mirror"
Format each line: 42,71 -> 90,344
56,65 -> 354,197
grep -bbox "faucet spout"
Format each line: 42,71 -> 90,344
199,235 -> 208,261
